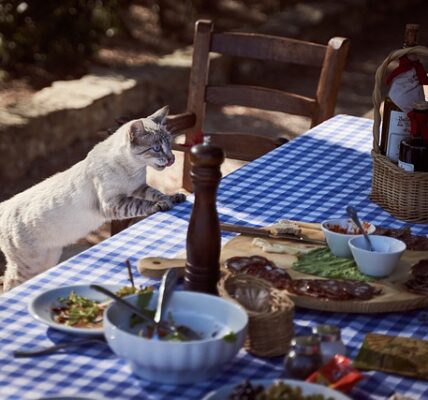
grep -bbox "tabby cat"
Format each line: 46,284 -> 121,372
0,106 -> 185,291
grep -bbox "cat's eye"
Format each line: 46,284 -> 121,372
152,145 -> 162,152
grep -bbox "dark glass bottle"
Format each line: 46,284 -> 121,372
380,23 -> 420,159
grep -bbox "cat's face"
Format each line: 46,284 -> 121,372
127,106 -> 175,171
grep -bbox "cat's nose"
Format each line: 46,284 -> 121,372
166,155 -> 175,166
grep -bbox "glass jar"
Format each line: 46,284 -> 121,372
312,324 -> 346,364
283,336 -> 323,379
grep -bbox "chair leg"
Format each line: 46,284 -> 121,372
110,219 -> 132,236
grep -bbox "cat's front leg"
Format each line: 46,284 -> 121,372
101,195 -> 172,220
134,185 -> 186,205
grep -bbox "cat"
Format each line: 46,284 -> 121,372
0,105 -> 186,291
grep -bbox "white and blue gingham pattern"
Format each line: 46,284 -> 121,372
1,115 -> 428,400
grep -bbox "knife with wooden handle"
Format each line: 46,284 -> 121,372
220,223 -> 325,245
137,257 -> 185,279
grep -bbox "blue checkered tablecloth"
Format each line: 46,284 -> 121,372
1,115 -> 428,400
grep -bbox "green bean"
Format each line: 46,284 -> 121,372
292,247 -> 374,282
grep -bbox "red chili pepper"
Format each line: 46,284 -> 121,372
306,354 -> 363,393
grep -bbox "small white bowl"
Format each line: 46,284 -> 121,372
104,291 -> 248,384
321,218 -> 376,258
348,235 -> 406,278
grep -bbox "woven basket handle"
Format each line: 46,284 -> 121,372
372,45 -> 428,153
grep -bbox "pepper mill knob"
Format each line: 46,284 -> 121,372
184,136 -> 225,294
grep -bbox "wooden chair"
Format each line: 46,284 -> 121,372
110,20 -> 349,235
167,19 -> 350,192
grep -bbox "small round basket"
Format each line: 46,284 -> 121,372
371,45 -> 428,223
218,273 -> 294,357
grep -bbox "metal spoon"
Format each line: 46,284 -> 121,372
13,338 -> 107,358
346,205 -> 374,251
153,268 -> 178,339
153,269 -> 201,340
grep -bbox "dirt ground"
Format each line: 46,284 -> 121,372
0,1 -> 428,286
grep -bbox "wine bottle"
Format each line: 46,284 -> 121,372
379,24 -> 426,161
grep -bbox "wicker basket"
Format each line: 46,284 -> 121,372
371,45 -> 428,223
218,273 -> 294,357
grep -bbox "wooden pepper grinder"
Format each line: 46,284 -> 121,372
184,136 -> 224,294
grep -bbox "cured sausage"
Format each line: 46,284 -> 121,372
224,256 -> 382,300
286,279 -> 381,301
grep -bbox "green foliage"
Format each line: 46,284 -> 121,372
0,0 -> 121,75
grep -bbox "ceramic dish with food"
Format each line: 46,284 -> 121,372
202,379 -> 351,400
29,284 -> 137,336
321,218 -> 375,258
349,235 -> 406,278
103,290 -> 248,384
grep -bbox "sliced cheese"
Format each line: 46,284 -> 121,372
268,221 -> 302,236
252,237 -> 313,255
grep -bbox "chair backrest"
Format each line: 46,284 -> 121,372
186,22 -> 348,134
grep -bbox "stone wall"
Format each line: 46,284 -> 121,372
0,48 -> 229,182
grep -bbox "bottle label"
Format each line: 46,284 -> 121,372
386,110 -> 411,162
388,68 -> 425,113
398,160 -> 415,172
389,68 -> 425,113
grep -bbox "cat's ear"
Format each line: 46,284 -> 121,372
148,105 -> 169,125
128,120 -> 145,144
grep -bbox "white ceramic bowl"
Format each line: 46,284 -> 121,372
104,291 -> 248,384
348,235 -> 406,278
321,218 -> 376,258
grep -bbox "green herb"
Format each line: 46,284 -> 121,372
223,331 -> 237,343
56,291 -> 102,326
163,330 -> 189,342
292,247 -> 375,282
130,288 -> 155,328
115,286 -> 139,297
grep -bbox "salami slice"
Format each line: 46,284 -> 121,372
225,256 -> 252,272
224,256 -> 291,289
375,227 -> 428,251
286,279 -> 321,298
318,280 -> 351,300
343,281 -> 382,300
411,259 -> 428,279
404,278 -> 428,295
403,259 -> 428,295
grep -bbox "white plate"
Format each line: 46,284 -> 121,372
203,379 -> 352,400
29,284 -> 123,336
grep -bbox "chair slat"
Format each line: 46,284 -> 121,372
207,132 -> 282,161
205,85 -> 316,117
211,32 -> 327,67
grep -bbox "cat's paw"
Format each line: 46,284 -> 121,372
170,193 -> 186,203
154,199 -> 173,212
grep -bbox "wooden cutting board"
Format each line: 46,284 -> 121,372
221,227 -> 428,314
138,221 -> 428,313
